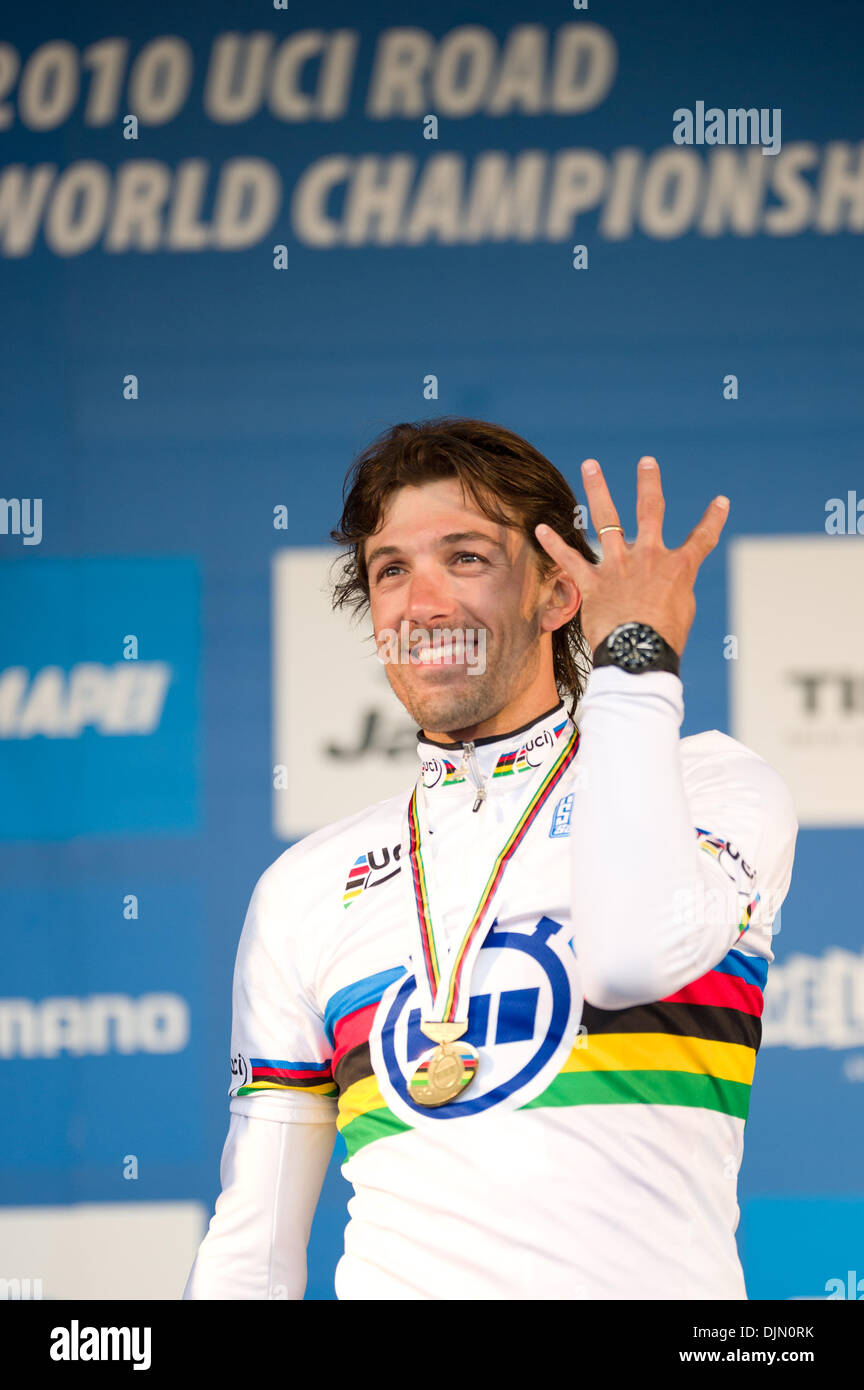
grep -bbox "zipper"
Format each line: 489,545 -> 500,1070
461,741 -> 487,813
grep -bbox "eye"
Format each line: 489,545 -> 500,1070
374,552 -> 488,583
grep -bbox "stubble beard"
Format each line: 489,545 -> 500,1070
390,660 -> 509,737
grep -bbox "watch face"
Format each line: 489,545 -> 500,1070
610,623 -> 661,670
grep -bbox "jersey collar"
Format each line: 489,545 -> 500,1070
415,698 -> 576,799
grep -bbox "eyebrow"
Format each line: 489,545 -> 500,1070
366,531 -> 507,572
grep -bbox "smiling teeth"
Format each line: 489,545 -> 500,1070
415,643 -> 455,662
412,639 -> 466,662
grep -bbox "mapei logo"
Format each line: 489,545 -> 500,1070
492,718 -> 570,778
370,915 -> 582,1127
420,756 -> 465,789
343,842 -> 403,907
0,555 -> 199,837
0,663 -> 172,738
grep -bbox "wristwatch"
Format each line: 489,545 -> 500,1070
591,621 -> 681,676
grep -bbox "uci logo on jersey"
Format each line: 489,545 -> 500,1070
342,842 -> 403,907
369,915 -> 582,1127
421,756 -> 465,789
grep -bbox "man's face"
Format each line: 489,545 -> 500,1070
366,478 -> 562,735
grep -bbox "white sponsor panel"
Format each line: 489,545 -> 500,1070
272,548 -> 419,839
0,1203 -> 206,1300
729,536 -> 864,826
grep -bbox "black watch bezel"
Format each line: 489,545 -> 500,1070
592,622 -> 681,676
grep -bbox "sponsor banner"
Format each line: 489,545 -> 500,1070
0,557 -> 200,839
272,548 -> 418,839
729,537 -> 864,827
0,882 -> 201,1204
761,947 -> 864,1056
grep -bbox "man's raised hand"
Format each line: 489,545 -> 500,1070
534,456 -> 729,656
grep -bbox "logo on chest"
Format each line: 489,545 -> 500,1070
368,915 -> 582,1126
343,842 -> 403,907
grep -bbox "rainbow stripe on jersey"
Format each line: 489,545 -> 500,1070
491,717 -> 570,778
322,945 -> 768,1160
235,1057 -> 337,1099
237,820 -> 766,1138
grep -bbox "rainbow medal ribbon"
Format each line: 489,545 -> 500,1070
401,723 -> 580,1108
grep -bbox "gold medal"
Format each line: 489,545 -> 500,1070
408,1039 -> 480,1107
400,723 -> 580,1109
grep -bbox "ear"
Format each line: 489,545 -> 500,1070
538,563 -> 582,634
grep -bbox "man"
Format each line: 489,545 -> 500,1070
183,418 -> 797,1300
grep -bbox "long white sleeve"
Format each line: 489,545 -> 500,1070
182,1111 -> 336,1300
570,664 -> 798,1010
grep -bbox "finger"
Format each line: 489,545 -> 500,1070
679,495 -> 730,570
580,458 -> 626,550
635,456 -> 665,544
534,523 -> 593,588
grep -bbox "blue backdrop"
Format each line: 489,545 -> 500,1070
1,0 -> 862,1301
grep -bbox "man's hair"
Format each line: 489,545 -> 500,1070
329,417 -> 599,716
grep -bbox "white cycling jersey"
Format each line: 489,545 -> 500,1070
188,665 -> 798,1300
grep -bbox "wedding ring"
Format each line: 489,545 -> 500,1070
597,525 -> 625,536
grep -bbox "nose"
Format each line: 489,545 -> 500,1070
402,563 -> 459,628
